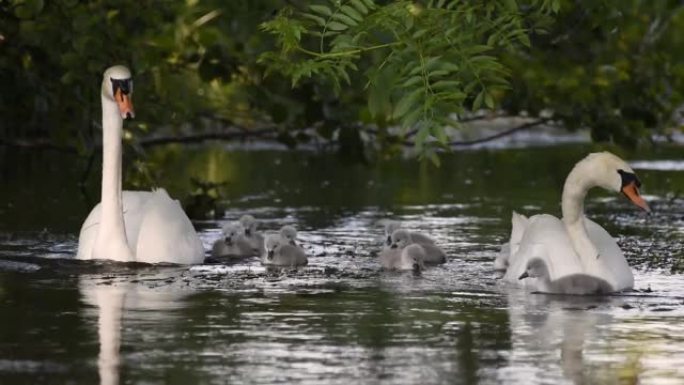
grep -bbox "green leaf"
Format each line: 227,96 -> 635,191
350,0 -> 369,15
473,89 -> 484,110
393,88 -> 423,120
517,33 -> 531,47
309,4 -> 332,17
361,0 -> 376,10
484,91 -> 494,109
401,75 -> 422,88
431,80 -> 461,91
332,13 -> 358,27
326,21 -> 349,31
301,13 -> 326,27
341,5 -> 364,22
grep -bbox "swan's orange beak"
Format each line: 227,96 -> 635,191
115,88 -> 135,120
622,181 -> 651,213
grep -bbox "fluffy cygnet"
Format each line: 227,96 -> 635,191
239,214 -> 265,251
211,222 -> 256,258
383,220 -> 436,247
262,233 -> 308,267
388,229 -> 446,264
379,243 -> 426,272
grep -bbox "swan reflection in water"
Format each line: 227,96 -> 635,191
79,274 -> 187,385
500,291 -> 646,384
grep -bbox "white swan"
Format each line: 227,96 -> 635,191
496,152 -> 650,294
76,65 -> 204,264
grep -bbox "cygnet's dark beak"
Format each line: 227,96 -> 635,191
225,237 -> 233,246
412,263 -> 421,272
386,236 -> 392,246
518,271 -> 529,280
245,229 -> 252,236
290,240 -> 296,246
267,250 -> 274,260
390,244 -> 398,249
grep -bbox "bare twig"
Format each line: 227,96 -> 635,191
448,117 -> 552,146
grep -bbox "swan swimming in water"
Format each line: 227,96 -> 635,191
495,152 -> 650,294
76,65 -> 204,264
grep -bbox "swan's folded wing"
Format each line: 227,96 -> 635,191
504,214 -> 585,283
585,218 -> 634,291
135,190 -> 204,264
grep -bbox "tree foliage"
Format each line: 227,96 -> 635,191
259,0 -> 559,158
1,0 -> 684,165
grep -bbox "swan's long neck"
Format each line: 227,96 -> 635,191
561,161 -> 600,261
94,93 -> 133,261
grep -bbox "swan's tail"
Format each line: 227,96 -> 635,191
494,211 -> 529,271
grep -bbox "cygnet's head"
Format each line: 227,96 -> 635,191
264,234 -> 281,261
279,225 -> 298,246
518,257 -> 549,280
239,215 -> 258,235
390,229 -> 412,249
102,65 -> 134,119
383,220 -> 401,246
575,152 -> 650,212
401,244 -> 425,272
222,223 -> 244,246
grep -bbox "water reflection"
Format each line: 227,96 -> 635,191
79,273 -> 189,385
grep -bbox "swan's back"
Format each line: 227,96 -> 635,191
135,189 -> 204,264
504,214 -> 585,284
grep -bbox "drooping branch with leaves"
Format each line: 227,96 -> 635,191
259,0 -> 559,161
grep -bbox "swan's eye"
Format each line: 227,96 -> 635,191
618,169 -> 641,188
110,78 -> 132,96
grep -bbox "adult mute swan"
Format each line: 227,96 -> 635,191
496,152 -> 650,294
76,65 -> 204,264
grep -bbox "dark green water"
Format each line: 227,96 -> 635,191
1,144 -> 683,384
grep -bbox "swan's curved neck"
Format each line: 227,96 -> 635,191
561,161 -> 599,260
94,94 -> 133,261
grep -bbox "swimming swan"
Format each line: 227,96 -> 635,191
496,152 -> 650,294
76,65 -> 204,264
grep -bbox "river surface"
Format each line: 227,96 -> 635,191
0,144 -> 683,385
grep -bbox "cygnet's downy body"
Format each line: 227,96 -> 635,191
211,223 -> 255,258
379,230 -> 427,272
379,242 -> 426,272
383,221 -> 436,247
279,225 -> 298,246
384,227 -> 446,264
239,214 -> 264,252
263,233 -> 308,267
